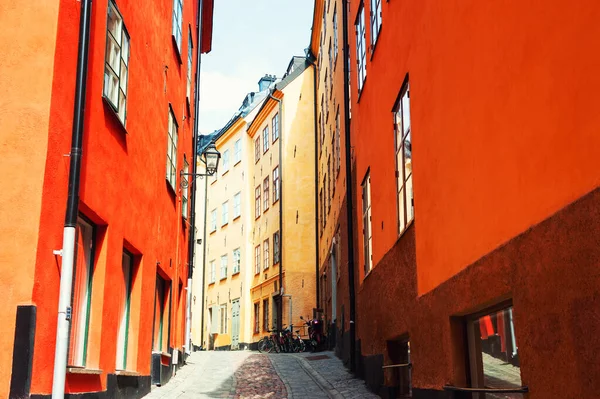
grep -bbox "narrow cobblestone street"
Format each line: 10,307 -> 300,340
144,351 -> 378,399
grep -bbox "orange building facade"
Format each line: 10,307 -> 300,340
0,0 -> 213,397
343,0 -> 600,398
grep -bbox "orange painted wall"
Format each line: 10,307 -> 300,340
1,0 -> 203,395
348,0 -> 600,294
0,1 -> 60,397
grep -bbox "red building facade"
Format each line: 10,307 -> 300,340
345,0 -> 600,398
2,0 -> 213,397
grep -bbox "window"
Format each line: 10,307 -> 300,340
319,189 -> 324,233
152,276 -> 168,352
68,216 -> 95,366
273,231 -> 280,264
233,192 -> 241,219
370,0 -> 382,47
234,139 -> 242,164
209,260 -> 216,283
255,185 -> 261,219
103,0 -> 130,125
233,248 -> 241,274
187,29 -> 193,101
254,245 -> 261,275
263,177 -> 270,212
254,303 -> 260,333
219,304 -> 227,334
327,157 -> 331,213
362,172 -> 373,275
263,299 -> 269,332
467,305 -> 522,398
272,113 -> 279,142
222,149 -> 230,172
273,166 -> 280,203
333,4 -> 338,61
254,137 -> 260,163
210,209 -> 217,232
221,201 -> 228,226
394,82 -> 413,235
172,0 -> 183,51
166,108 -> 178,190
220,255 -> 228,280
329,41 -> 333,92
263,239 -> 270,270
263,126 -> 270,153
182,158 -> 189,219
335,108 -> 341,174
116,250 -> 133,370
355,5 -> 367,92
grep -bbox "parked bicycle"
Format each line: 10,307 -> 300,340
257,324 -> 307,353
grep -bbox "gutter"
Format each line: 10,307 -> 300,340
51,0 -> 93,397
342,0 -> 357,373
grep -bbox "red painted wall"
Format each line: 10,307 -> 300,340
348,0 -> 600,295
24,0 -> 203,394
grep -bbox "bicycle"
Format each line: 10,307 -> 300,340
257,328 -> 282,353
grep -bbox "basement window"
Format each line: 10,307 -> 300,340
467,304 -> 523,398
103,0 -> 130,126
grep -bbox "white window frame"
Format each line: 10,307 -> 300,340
182,157 -> 189,219
222,149 -> 230,173
166,108 -> 178,190
255,185 -> 261,219
273,166 -> 280,203
370,0 -> 382,48
262,126 -> 270,153
362,172 -> 373,276
219,303 -> 227,334
272,113 -> 279,142
221,201 -> 228,226
263,176 -> 270,212
172,0 -> 183,51
355,5 -> 367,92
273,231 -> 280,265
209,260 -> 216,283
187,28 -> 193,102
255,245 -> 261,275
233,192 -> 241,219
254,136 -> 260,163
210,209 -> 217,232
220,255 -> 227,280
103,0 -> 130,125
234,139 -> 242,164
263,239 -> 270,270
333,4 -> 338,62
394,81 -> 413,235
233,248 -> 241,274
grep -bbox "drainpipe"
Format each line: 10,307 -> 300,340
200,161 -> 208,348
185,0 -> 205,356
268,92 -> 283,330
310,59 -> 320,311
51,0 -> 93,397
342,0 -> 357,373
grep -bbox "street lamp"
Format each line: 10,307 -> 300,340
180,143 -> 221,188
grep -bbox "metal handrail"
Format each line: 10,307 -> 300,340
443,385 -> 529,393
382,363 -> 412,369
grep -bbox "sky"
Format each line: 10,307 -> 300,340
198,0 -> 314,134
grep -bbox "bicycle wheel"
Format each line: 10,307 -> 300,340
258,337 -> 268,353
297,338 -> 306,353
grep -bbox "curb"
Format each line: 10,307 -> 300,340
267,355 -> 295,399
292,354 -> 344,399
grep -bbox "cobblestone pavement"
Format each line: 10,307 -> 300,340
144,350 -> 377,399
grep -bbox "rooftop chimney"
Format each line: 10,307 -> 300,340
258,74 -> 276,92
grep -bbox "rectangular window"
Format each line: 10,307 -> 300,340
219,304 -> 227,334
255,185 -> 261,219
273,231 -> 280,264
254,303 -> 260,333
210,209 -> 217,232
233,192 -> 241,218
103,0 -> 130,125
116,249 -> 133,370
222,149 -> 230,172
333,4 -> 338,61
467,305 -> 522,398
355,4 -> 367,92
233,248 -> 241,274
209,260 -> 216,283
220,255 -> 227,280
263,126 -> 270,153
272,113 -> 280,142
273,166 -> 280,203
394,81 -> 413,235
327,157 -> 331,212
221,201 -> 228,226
263,299 -> 269,332
166,108 -> 178,190
182,158 -> 189,219
263,239 -> 270,270
234,139 -> 242,164
172,0 -> 183,51
254,137 -> 260,163
335,108 -> 341,174
255,245 -> 261,275
152,276 -> 169,353
263,177 -> 270,212
362,172 -> 373,275
187,29 -> 193,101
370,0 -> 382,47
329,41 -> 333,91
68,216 -> 95,367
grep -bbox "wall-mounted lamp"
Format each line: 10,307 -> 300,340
180,143 -> 221,188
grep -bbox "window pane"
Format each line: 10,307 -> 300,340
119,62 -> 128,93
104,68 -> 119,106
398,187 -> 406,232
116,251 -> 132,370
107,4 -> 122,44
121,32 -> 129,66
406,174 -> 413,224
402,89 -> 411,135
106,34 -> 121,75
118,90 -> 126,122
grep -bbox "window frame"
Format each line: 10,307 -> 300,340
182,157 -> 189,219
254,245 -> 261,275
166,107 -> 179,190
273,231 -> 280,265
272,113 -> 280,143
220,255 -> 228,280
171,0 -> 183,53
210,209 -> 217,232
254,136 -> 261,163
219,303 -> 227,334
116,249 -> 133,370
232,248 -> 241,274
263,176 -> 270,212
234,138 -> 242,164
355,4 -> 367,93
254,302 -> 260,334
370,0 -> 382,49
186,27 -> 193,105
263,238 -> 270,270
262,125 -> 270,153
273,166 -> 280,203
209,260 -> 216,284
255,185 -> 261,219
221,201 -> 228,226
233,192 -> 241,219
333,3 -> 339,64
361,171 -> 373,276
263,299 -> 269,332
222,149 -> 230,173
393,79 -> 413,236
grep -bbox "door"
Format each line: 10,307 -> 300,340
231,299 -> 240,350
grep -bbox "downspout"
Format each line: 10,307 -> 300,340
309,59 -> 320,310
268,92 -> 283,330
185,0 -> 205,356
51,0 -> 93,397
342,0 -> 357,373
200,167 -> 208,347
